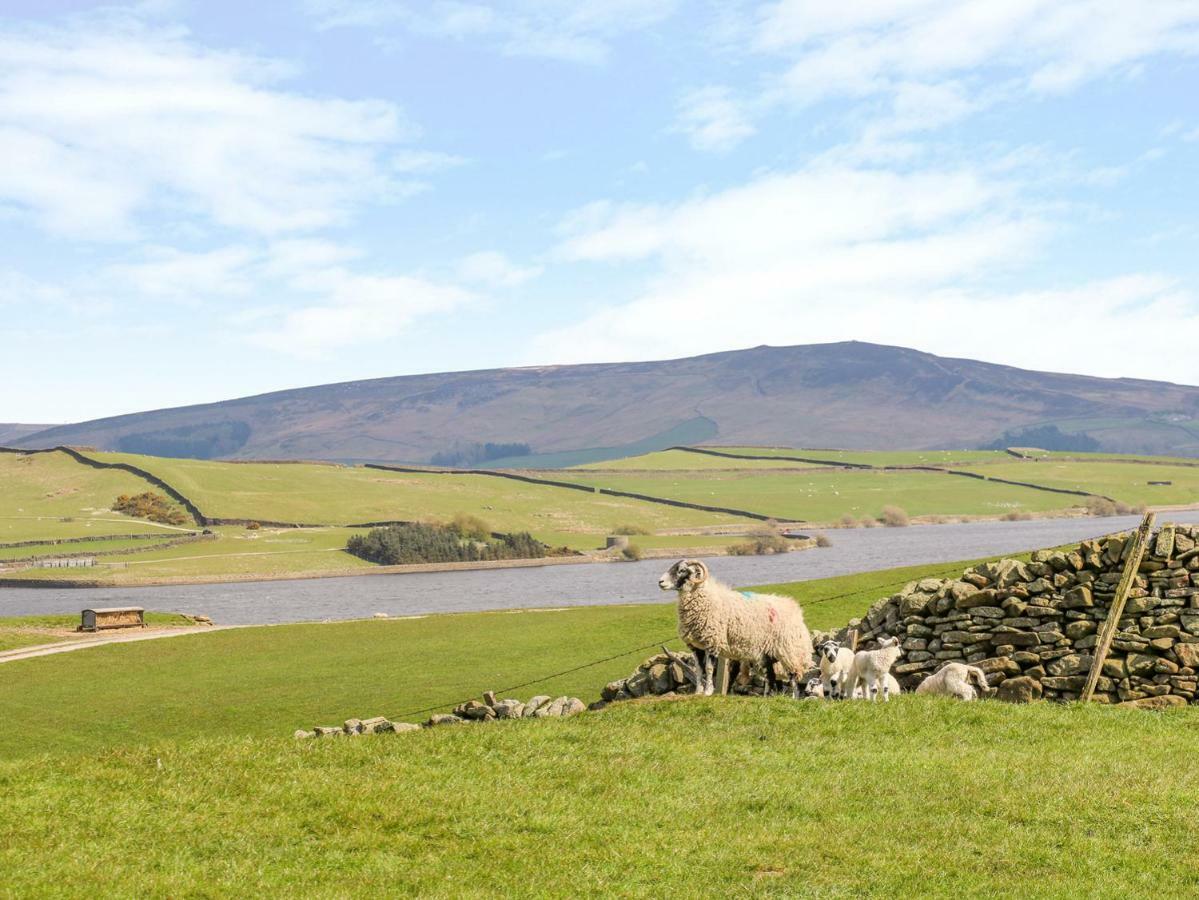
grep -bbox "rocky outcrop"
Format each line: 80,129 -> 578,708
833,524 -> 1199,705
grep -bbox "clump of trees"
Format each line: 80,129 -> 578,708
346,520 -> 555,565
112,491 -> 188,525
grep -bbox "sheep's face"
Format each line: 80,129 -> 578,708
804,678 -> 824,698
880,636 -> 901,651
659,559 -> 707,591
817,640 -> 842,663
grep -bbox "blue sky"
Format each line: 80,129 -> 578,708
3,0 -> 1199,423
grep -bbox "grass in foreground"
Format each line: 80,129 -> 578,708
0,556 -> 1011,760
1,698 -> 1196,896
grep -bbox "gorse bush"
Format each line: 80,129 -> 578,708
621,544 -> 643,561
612,524 -> 650,536
112,492 -> 188,526
879,505 -> 910,527
728,530 -> 793,556
346,522 -> 552,565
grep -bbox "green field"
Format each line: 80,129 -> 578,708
708,446 -> 1013,466
1,554 -> 1196,896
0,451 -> 189,542
88,451 -> 744,545
961,459 -> 1199,507
552,467 -> 1069,521
573,448 -> 822,470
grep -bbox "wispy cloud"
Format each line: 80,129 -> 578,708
0,15 -> 435,240
305,0 -> 681,64
458,251 -> 542,288
673,86 -> 756,152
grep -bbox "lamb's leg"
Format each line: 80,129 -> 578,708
882,677 -> 892,702
870,677 -> 880,702
704,653 -> 716,696
788,673 -> 799,700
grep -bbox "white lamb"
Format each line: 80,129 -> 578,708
816,639 -> 855,700
659,559 -> 814,698
915,662 -> 989,701
849,636 -> 903,702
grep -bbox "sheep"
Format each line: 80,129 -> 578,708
849,636 -> 903,702
816,639 -> 855,700
804,677 -> 824,699
915,662 -> 989,701
658,559 -> 813,698
849,673 -> 900,699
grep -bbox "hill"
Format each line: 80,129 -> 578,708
17,342 -> 1199,464
0,423 -> 54,443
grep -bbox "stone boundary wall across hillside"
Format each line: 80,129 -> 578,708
0,531 -> 200,550
837,523 -> 1199,705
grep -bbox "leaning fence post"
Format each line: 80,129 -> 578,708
1080,512 -> 1156,703
715,657 -> 730,695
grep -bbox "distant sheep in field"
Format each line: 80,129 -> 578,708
849,637 -> 903,702
659,559 -> 813,698
915,662 -> 989,701
816,639 -> 855,700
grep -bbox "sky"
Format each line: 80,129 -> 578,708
2,0 -> 1199,424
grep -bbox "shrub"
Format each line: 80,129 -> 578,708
814,533 -> 832,548
879,505 -> 910,527
448,513 -> 492,541
1001,510 -> 1032,522
621,544 -> 643,561
112,492 -> 188,526
728,531 -> 793,555
860,517 -> 878,528
839,513 -> 859,528
612,524 -> 650,536
346,522 -> 551,565
1085,497 -> 1118,517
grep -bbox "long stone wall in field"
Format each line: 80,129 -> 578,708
842,523 -> 1199,707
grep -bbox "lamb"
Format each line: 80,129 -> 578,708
850,673 -> 900,699
915,662 -> 989,701
659,559 -> 813,698
816,639 -> 855,700
849,636 -> 903,701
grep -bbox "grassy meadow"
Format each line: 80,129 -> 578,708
87,451 -> 746,542
0,450 -> 190,542
960,459 -> 1199,507
552,466 -> 1069,521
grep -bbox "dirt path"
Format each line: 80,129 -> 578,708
0,625 -> 244,664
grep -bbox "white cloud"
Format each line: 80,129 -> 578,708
458,251 -> 542,288
758,0 -> 1199,103
0,16 -> 433,240
673,86 -> 756,152
530,156 -> 1199,383
306,0 -> 680,64
245,270 -> 474,358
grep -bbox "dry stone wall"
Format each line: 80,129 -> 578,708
839,524 -> 1199,707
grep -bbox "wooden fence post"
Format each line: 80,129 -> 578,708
715,658 -> 730,696
1079,512 -> 1156,703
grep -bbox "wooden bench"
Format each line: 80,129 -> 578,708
80,606 -> 146,632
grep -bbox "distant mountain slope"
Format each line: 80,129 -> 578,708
0,423 -> 55,444
18,342 -> 1199,462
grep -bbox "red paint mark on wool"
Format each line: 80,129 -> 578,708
768,606 -> 778,624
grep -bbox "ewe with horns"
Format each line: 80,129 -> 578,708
659,559 -> 813,698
